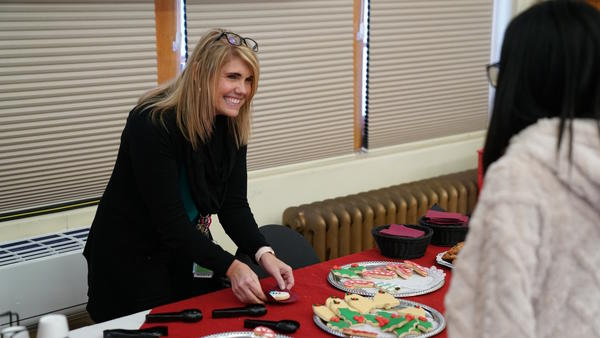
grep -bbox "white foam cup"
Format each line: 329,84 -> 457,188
35,314 -> 69,338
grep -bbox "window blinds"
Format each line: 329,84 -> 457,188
185,0 -> 355,171
366,0 -> 492,149
0,0 -> 157,216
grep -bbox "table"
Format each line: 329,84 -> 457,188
138,245 -> 452,337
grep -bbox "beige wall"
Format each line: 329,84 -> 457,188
513,0 -> 540,15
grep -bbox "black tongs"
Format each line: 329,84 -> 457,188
211,304 -> 267,318
103,326 -> 168,338
244,319 -> 300,333
145,309 -> 203,323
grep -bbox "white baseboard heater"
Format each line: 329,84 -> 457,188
0,227 -> 89,328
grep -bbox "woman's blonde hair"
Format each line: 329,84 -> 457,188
138,28 -> 259,149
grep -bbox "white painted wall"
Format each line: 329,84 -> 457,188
0,130 -> 484,253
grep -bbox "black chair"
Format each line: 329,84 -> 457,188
235,224 -> 320,278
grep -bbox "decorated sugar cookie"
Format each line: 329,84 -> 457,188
268,290 -> 290,301
344,293 -> 377,314
313,304 -> 338,322
373,310 -> 410,332
393,318 -> 421,337
326,317 -> 351,332
253,326 -> 276,338
373,281 -> 401,293
341,327 -> 378,338
331,264 -> 366,279
416,315 -> 434,332
403,260 -> 428,276
343,279 -> 375,289
337,307 -> 377,326
372,290 -> 400,309
361,267 -> 397,279
325,296 -> 352,313
386,263 -> 413,279
396,305 -> 427,318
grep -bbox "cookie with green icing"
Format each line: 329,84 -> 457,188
416,316 -> 434,332
337,307 -> 377,326
373,311 -> 409,332
326,316 -> 351,332
331,264 -> 366,279
393,318 -> 421,337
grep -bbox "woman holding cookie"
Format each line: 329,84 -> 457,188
83,28 -> 294,322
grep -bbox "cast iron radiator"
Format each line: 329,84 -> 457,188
282,169 -> 478,262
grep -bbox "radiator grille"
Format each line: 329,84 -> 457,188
0,227 -> 88,268
282,169 -> 478,261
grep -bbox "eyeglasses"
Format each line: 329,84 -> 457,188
486,62 -> 499,88
215,31 -> 258,52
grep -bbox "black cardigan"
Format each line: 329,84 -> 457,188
83,106 -> 268,322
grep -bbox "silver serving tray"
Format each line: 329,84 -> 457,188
436,252 -> 454,269
201,331 -> 291,338
327,261 -> 445,297
313,298 -> 445,338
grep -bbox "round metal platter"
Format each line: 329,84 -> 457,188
313,298 -> 445,338
327,261 -> 446,297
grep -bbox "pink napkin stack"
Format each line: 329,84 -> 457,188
379,224 -> 425,238
423,210 -> 469,226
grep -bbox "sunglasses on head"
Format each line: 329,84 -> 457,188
215,31 -> 258,52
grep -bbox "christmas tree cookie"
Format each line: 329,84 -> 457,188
393,318 -> 421,337
331,263 -> 366,279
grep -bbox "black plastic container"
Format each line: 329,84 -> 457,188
371,224 -> 432,259
418,217 -> 468,247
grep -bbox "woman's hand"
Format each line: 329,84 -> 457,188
226,259 -> 266,304
258,253 -> 295,290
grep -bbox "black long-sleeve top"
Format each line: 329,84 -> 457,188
83,105 -> 267,321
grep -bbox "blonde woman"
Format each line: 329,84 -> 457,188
84,29 -> 294,322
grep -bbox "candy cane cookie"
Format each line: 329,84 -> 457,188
343,279 -> 375,289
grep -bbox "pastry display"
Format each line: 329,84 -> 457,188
441,241 -> 464,264
313,292 -> 439,337
328,261 -> 446,298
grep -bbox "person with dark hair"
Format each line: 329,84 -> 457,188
83,28 -> 294,323
445,1 -> 600,337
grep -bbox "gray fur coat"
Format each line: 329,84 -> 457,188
445,118 -> 600,338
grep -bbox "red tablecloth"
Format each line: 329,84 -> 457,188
141,245 -> 452,337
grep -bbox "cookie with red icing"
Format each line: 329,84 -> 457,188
393,318 -> 421,337
386,263 -> 413,279
341,327 -> 378,338
361,267 -> 397,279
403,260 -> 428,277
253,326 -> 276,338
343,279 -> 375,289
313,304 -> 338,322
331,264 -> 366,279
